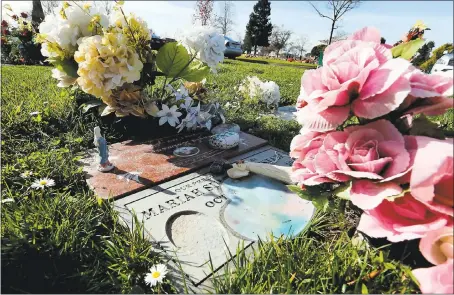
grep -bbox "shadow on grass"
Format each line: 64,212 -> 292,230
236,58 -> 316,69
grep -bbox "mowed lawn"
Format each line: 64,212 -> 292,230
1,63 -> 424,294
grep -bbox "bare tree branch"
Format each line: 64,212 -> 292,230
270,25 -> 292,58
193,0 -> 214,26
309,1 -> 361,45
41,0 -> 59,16
213,1 -> 235,35
309,1 -> 333,21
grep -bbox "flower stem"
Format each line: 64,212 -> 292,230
118,6 -> 142,61
168,52 -> 198,85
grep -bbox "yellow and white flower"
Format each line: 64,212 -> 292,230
74,33 -> 143,99
31,178 -> 56,190
51,68 -> 77,88
144,264 -> 168,286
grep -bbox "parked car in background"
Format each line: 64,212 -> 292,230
430,51 -> 453,78
223,36 -> 242,59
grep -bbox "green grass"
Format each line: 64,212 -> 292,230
237,55 -> 317,69
206,59 -> 305,107
0,64 -> 435,294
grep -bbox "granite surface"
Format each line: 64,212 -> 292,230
81,131 -> 267,199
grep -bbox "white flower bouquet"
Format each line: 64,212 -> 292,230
238,76 -> 281,108
36,1 -> 226,133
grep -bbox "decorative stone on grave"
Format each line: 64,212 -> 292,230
114,146 -> 315,288
275,105 -> 298,121
81,131 -> 267,199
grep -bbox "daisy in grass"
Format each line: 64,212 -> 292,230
1,198 -> 15,204
144,264 -> 168,287
31,178 -> 55,190
20,171 -> 33,178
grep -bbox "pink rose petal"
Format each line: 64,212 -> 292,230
352,76 -> 411,119
350,179 -> 403,210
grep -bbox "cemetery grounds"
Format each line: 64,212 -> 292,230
1,60 -> 453,294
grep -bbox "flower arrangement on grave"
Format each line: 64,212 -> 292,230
36,1 -> 226,133
289,24 -> 453,294
237,76 -> 281,108
1,4 -> 45,64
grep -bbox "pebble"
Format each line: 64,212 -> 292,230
211,123 -> 241,135
208,131 -> 240,150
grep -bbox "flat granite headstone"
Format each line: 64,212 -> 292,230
81,131 -> 267,199
114,146 -> 315,289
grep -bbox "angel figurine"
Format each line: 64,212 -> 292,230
94,126 -> 115,172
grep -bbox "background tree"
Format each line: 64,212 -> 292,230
193,0 -> 214,26
41,0 -> 59,16
244,0 -> 273,56
309,1 -> 361,45
214,1 -> 235,35
420,43 -> 453,73
310,44 -> 327,58
243,33 -> 252,53
270,25 -> 292,58
292,35 -> 308,60
319,30 -> 348,45
32,0 -> 45,27
412,41 -> 435,67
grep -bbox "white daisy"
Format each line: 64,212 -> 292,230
144,264 -> 168,287
20,171 -> 33,178
29,111 -> 40,116
1,198 -> 15,204
156,104 -> 182,127
30,178 -> 56,190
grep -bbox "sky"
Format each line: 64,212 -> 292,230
2,0 -> 453,51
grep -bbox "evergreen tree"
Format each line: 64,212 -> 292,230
412,41 -> 435,67
310,44 -> 327,58
243,32 -> 252,53
244,0 -> 272,55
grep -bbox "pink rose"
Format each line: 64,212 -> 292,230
290,120 -> 414,209
409,136 -> 454,216
412,260 -> 453,294
357,193 -> 452,242
419,227 -> 453,265
296,27 -> 412,131
398,68 -> 454,116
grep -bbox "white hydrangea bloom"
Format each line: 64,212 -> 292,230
38,2 -> 109,57
238,76 -> 262,98
238,76 -> 280,107
182,26 -> 225,72
261,81 -> 281,106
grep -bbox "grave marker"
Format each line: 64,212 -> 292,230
114,146 -> 315,288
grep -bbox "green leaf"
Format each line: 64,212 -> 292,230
391,39 -> 425,60
361,283 -> 369,294
156,42 -> 191,78
80,100 -> 104,113
48,57 -> 79,78
180,61 -> 210,82
409,114 -> 446,139
287,185 -> 303,194
334,182 -> 352,200
312,194 -> 329,212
